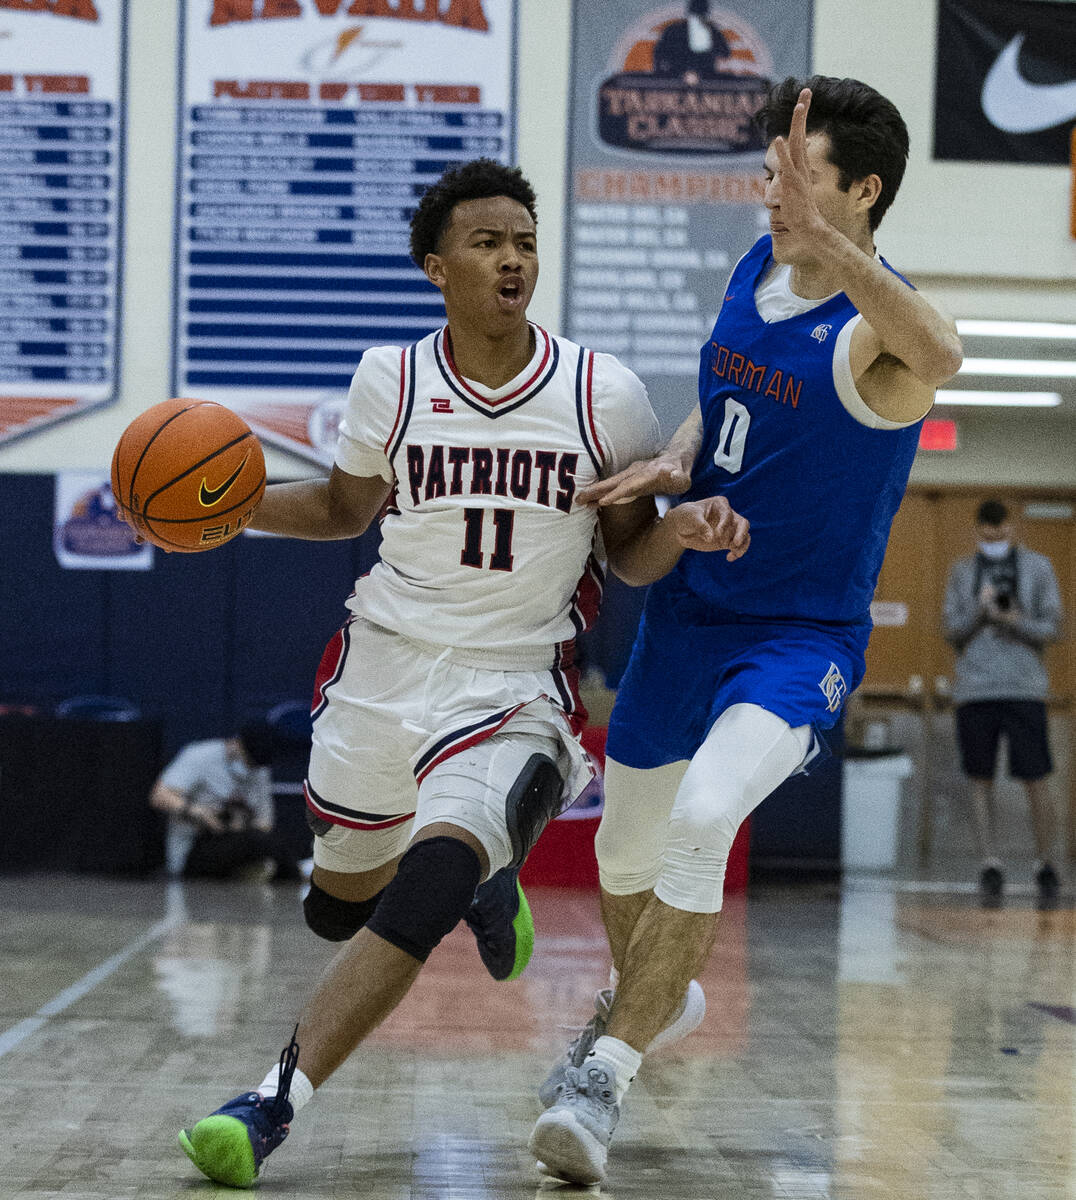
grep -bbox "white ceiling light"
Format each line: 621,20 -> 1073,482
935,390 -> 1062,406
959,358 -> 1076,378
956,320 -> 1076,340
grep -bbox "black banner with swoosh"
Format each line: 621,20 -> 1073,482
934,0 -> 1076,163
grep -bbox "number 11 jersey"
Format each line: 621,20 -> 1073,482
334,323 -> 660,666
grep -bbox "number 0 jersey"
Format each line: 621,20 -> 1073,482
674,235 -> 924,623
334,324 -> 660,666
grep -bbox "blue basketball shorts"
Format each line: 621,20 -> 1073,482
606,582 -> 870,771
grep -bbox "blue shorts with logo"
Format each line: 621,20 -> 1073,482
605,576 -> 870,770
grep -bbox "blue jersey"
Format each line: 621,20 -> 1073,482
672,235 -> 922,623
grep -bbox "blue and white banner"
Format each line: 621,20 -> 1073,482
563,1 -> 812,436
173,0 -> 517,466
0,0 -> 126,448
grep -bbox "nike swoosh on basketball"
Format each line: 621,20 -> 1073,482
981,33 -> 1076,134
198,455 -> 248,507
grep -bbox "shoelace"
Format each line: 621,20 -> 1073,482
266,1024 -> 300,1120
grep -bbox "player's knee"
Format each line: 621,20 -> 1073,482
366,836 -> 482,963
505,753 -> 562,867
668,790 -> 742,862
595,814 -> 663,894
303,880 -> 382,942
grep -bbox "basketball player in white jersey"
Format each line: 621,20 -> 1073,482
177,158 -> 750,1188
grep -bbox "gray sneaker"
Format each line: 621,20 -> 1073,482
537,987 -> 612,1109
538,979 -> 705,1109
529,1057 -> 620,1185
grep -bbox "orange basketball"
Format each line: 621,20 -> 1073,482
110,398 -> 266,552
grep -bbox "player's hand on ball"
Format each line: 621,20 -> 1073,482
667,495 -> 750,561
576,453 -> 692,507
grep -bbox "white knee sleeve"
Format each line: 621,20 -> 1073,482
655,704 -> 812,914
595,759 -> 688,895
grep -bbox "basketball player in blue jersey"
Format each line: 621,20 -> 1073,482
174,159 -> 750,1189
529,77 -> 964,1185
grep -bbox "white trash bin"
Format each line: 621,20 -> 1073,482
841,753 -> 914,869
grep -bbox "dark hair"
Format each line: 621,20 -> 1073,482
409,158 -> 538,267
238,720 -> 275,767
977,499 -> 1008,527
757,75 -> 909,231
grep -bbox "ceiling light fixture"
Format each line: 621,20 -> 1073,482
958,358 -> 1076,378
934,390 -> 1062,406
956,320 -> 1076,340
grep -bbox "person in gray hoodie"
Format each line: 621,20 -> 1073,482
943,499 -> 1064,907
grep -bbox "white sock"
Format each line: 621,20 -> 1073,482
588,1035 -> 641,1105
258,1064 -> 314,1114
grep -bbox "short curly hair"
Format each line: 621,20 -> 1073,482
409,158 -> 538,267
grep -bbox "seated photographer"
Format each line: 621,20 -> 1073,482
942,500 -> 1064,907
151,722 -> 300,882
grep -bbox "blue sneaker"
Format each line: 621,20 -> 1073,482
179,1028 -> 299,1187
465,865 -> 534,981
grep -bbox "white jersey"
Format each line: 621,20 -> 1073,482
334,323 -> 660,667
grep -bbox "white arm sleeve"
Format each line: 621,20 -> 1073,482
590,354 -> 663,477
832,315 -> 922,430
334,345 -> 404,481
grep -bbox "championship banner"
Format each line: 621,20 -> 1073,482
563,1 -> 811,435
934,0 -> 1076,164
173,0 -> 516,466
0,0 -> 126,448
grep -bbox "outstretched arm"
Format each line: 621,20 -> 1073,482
577,405 -> 703,508
600,492 -> 749,587
249,464 -> 390,541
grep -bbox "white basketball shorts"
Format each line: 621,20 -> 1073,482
305,617 -> 593,876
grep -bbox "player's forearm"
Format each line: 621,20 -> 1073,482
812,222 -> 963,386
665,405 -> 704,473
249,476 -> 380,540
606,512 -> 685,587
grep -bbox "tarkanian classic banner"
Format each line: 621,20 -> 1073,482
173,0 -> 516,466
934,0 -> 1076,164
0,0 -> 126,448
562,1 -> 811,435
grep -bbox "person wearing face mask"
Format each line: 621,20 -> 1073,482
942,499 -> 1064,908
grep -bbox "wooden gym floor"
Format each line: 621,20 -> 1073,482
2,871 -> 1075,1199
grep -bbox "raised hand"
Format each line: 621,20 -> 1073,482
770,87 -> 825,247
666,495 -> 750,562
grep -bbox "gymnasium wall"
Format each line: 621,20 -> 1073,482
0,0 -> 1073,481
1,0 -> 1074,751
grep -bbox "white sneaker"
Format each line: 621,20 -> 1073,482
530,1058 -> 620,1185
537,980 -> 705,1109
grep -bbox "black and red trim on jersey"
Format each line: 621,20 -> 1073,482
550,639 -> 587,735
304,779 -> 415,832
386,343 -> 418,461
432,325 -> 560,419
574,346 -> 604,474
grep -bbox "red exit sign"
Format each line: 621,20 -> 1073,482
919,418 -> 957,451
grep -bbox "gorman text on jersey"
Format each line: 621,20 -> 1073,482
405,444 -> 579,511
710,341 -> 804,409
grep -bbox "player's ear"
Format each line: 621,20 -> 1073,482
854,173 -> 882,215
425,252 -> 446,289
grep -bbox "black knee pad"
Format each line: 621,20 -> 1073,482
303,880 -> 382,942
505,753 -> 563,868
366,836 -> 482,963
